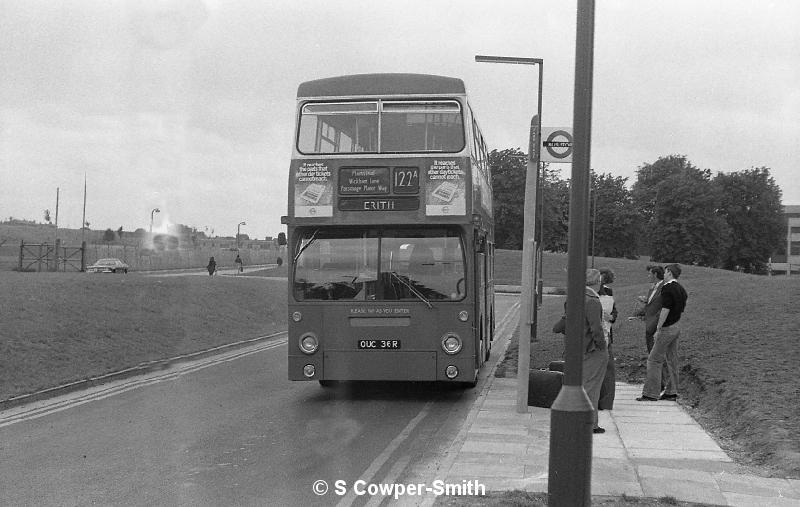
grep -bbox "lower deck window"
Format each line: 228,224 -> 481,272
293,227 -> 466,301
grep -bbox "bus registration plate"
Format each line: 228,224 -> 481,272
357,339 -> 401,349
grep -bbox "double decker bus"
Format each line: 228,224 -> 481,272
285,73 -> 494,387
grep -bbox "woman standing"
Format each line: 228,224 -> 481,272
597,267 -> 618,410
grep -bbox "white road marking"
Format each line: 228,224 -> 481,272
0,335 -> 287,428
336,402 -> 433,507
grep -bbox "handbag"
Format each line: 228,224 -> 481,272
552,315 -> 566,334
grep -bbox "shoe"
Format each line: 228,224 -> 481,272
592,427 -> 605,434
659,393 -> 678,401
636,396 -> 658,401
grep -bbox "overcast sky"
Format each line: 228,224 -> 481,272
1,0 -> 797,239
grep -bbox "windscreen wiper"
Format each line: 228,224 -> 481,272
293,229 -> 319,264
389,271 -> 433,309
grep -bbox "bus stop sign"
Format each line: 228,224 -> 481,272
541,127 -> 573,163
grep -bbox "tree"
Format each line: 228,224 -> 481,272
103,228 -> 116,244
489,148 -> 527,249
632,155 -> 718,256
538,164 -> 570,252
650,171 -> 731,267
590,172 -> 640,258
117,226 -> 124,240
714,167 -> 784,273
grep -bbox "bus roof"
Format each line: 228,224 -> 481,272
297,73 -> 466,98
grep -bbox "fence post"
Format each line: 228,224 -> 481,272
19,240 -> 23,271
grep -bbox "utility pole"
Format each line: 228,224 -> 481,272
81,175 -> 87,241
53,187 -> 60,271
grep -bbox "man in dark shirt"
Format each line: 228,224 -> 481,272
637,263 -> 688,401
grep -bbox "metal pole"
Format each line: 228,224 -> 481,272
81,173 -> 87,250
549,1 -> 596,505
475,55 -> 543,413
237,221 -> 246,250
533,64 -> 544,314
589,188 -> 597,267
53,187 -> 59,271
538,161 -> 545,307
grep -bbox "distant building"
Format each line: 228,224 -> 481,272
770,205 -> 800,275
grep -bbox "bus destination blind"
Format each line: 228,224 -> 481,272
338,167 -> 420,211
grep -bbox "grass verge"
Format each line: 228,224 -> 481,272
495,252 -> 800,479
436,491 -> 716,506
0,268 -> 287,401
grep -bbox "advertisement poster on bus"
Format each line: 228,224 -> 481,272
425,159 -> 466,216
294,161 -> 333,217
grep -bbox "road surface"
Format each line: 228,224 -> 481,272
0,295 -> 517,506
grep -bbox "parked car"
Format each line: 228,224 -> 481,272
86,258 -> 129,273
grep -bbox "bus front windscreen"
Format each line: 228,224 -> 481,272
293,228 -> 465,302
297,100 -> 464,154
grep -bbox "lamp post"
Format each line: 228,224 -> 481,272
150,208 -> 160,234
549,1 -> 597,505
475,54 -> 543,414
237,221 -> 246,250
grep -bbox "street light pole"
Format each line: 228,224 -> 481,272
548,1 -> 597,505
150,208 -> 160,234
237,221 -> 246,250
475,55 -> 543,414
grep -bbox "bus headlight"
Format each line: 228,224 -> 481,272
303,364 -> 316,378
441,332 -> 462,355
445,365 -> 459,379
299,332 -> 319,354
292,311 -> 303,322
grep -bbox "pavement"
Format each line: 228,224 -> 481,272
424,292 -> 800,507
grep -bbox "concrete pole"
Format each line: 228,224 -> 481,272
548,1 -> 597,505
515,114 -> 540,413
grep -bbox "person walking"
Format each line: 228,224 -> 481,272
234,254 -> 243,274
637,263 -> 688,402
206,256 -> 216,276
597,267 -> 618,410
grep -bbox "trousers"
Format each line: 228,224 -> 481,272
642,324 -> 680,398
583,347 -> 609,427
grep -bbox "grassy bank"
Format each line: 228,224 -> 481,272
495,251 -> 800,479
0,268 -> 287,401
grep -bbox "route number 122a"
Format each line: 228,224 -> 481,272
393,168 -> 419,194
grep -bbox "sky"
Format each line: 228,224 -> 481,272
1,0 -> 798,240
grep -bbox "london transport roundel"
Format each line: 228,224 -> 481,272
541,128 -> 573,163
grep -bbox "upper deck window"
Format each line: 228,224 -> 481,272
298,102 -> 378,154
297,100 -> 464,155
